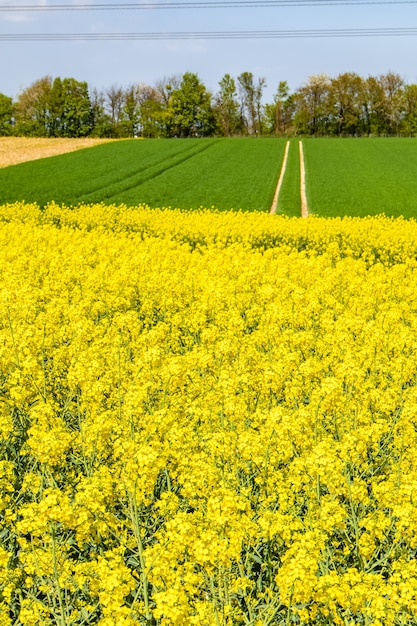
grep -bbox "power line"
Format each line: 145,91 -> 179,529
1,28 -> 417,39
1,0 -> 417,9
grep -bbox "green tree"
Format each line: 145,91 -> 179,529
90,87 -> 112,137
14,76 -> 53,136
214,74 -> 241,136
265,81 -> 294,135
328,72 -> 364,136
60,78 -> 92,137
122,85 -> 141,137
48,77 -> 65,136
362,75 -> 385,135
167,72 -> 216,137
136,84 -> 165,138
47,77 -> 93,137
379,71 -> 404,135
105,84 -> 125,137
14,76 -> 92,137
363,73 -> 404,136
153,75 -> 181,137
401,84 -> 417,136
0,93 -> 14,136
293,74 -> 331,135
237,72 -> 266,134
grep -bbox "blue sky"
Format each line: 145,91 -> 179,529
1,0 -> 417,102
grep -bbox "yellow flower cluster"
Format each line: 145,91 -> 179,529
2,201 -> 417,624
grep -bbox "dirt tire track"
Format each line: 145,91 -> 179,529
299,141 -> 309,217
270,140 -> 290,214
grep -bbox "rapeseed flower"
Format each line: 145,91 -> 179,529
1,202 -> 417,623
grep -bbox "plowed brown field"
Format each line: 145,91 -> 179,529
0,137 -> 114,168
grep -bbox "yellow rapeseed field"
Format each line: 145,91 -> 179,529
2,202 -> 417,625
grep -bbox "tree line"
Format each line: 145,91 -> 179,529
1,70 -> 416,138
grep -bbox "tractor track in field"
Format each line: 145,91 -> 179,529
78,140 -> 221,204
299,141 -> 309,218
270,140 -> 290,214
269,140 -> 309,217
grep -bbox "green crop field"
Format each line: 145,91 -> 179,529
2,136 -> 417,217
302,137 -> 417,219
0,137 -> 287,212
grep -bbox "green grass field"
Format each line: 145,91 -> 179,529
302,137 -> 417,219
2,136 -> 417,217
0,137 -> 287,212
